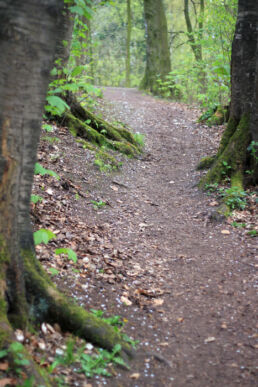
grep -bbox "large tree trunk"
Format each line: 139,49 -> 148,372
199,0 -> 258,190
0,0 -> 132,382
140,0 -> 171,94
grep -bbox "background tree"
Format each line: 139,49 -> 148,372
126,0 -> 132,87
199,0 -> 258,191
183,0 -> 205,88
0,0 -> 132,382
140,0 -> 171,94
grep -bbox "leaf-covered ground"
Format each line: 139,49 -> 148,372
3,88 -> 257,386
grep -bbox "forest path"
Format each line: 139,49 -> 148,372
93,87 -> 256,386
84,87 -> 257,386
36,88 -> 257,386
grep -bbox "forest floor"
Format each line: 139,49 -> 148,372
27,88 -> 257,386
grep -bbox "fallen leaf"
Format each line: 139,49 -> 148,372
177,317 -> 184,323
0,362 -> 9,371
209,201 -> 219,207
204,336 -> 216,343
221,230 -> 230,235
121,296 -> 132,306
15,329 -> 24,342
0,379 -> 15,387
110,185 -> 118,191
152,298 -> 164,306
130,373 -> 140,379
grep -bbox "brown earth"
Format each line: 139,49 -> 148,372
31,87 -> 257,386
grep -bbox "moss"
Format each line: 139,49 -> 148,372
76,139 -> 97,151
217,117 -> 238,157
196,155 -> 216,170
207,106 -> 228,126
96,150 -> 120,169
64,112 -> 108,147
113,141 -> 140,156
231,171 -> 244,190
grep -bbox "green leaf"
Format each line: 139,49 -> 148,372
70,5 -> 84,16
55,248 -> 78,263
34,162 -> 60,180
71,65 -> 84,77
46,95 -> 69,115
42,123 -> 53,132
9,342 -> 24,353
49,268 -> 59,276
30,195 -> 43,204
34,229 -> 56,245
0,349 -> 8,359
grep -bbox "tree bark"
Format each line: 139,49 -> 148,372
140,0 -> 171,94
199,0 -> 258,189
0,0 -> 133,381
184,0 -> 205,88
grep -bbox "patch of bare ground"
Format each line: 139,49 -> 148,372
24,88 -> 257,386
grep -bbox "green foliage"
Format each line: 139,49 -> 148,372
42,136 -> 60,144
223,187 -> 247,210
34,162 -> 60,180
49,268 -> 60,276
45,95 -> 70,116
90,309 -> 124,328
79,344 -> 128,378
91,0 -> 146,87
49,338 -> 129,380
55,248 -> 78,263
133,132 -> 145,147
30,194 -> 43,204
42,123 -> 54,132
90,200 -> 106,209
33,229 -> 56,245
231,221 -> 246,228
0,342 -> 31,376
205,183 -> 247,211
247,230 -> 257,237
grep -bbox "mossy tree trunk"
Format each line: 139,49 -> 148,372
0,1 -> 132,383
140,0 -> 171,95
199,0 -> 258,189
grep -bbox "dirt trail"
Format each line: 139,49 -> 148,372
93,88 -> 257,386
36,88 -> 257,386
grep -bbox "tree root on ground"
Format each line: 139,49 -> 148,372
199,115 -> 251,189
0,249 -> 134,385
57,92 -> 141,157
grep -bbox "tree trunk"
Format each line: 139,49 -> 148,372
0,0 -> 133,382
184,0 -> 206,89
199,0 -> 258,189
140,0 -> 171,94
125,0 -> 132,87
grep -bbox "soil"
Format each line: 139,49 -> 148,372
32,88 -> 257,386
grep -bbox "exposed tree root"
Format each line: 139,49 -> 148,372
57,92 -> 141,157
199,114 -> 251,189
23,251 -> 133,357
199,114 -> 256,220
0,248 -> 133,384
